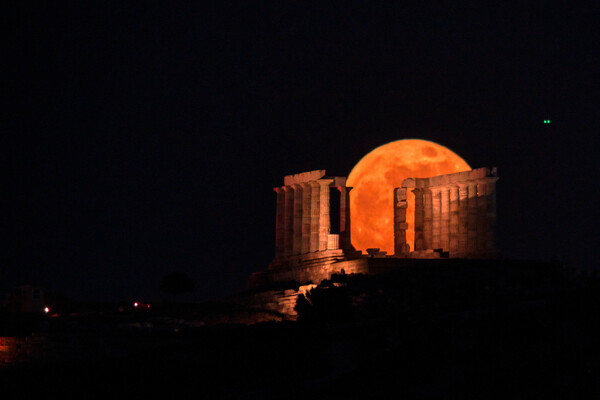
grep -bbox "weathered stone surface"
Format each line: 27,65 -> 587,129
284,169 -> 326,186
458,183 -> 469,255
440,188 -> 450,251
327,234 -> 339,250
423,189 -> 433,250
401,178 -> 416,188
309,182 -> 320,252
467,183 -> 478,253
400,167 -> 498,258
449,185 -> 460,252
269,171 -> 357,279
318,179 -> 333,251
431,187 -> 441,250
413,188 -> 424,251
301,183 -> 311,254
292,184 -> 303,255
269,166 -> 498,292
393,187 -> 408,254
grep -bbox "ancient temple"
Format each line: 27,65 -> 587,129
248,167 -> 498,289
262,170 -> 360,285
271,170 -> 353,259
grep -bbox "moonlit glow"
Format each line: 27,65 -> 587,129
347,139 -> 470,254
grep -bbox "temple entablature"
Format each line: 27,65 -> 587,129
401,167 -> 498,189
283,170 -> 326,186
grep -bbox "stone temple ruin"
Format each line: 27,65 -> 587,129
395,167 -> 499,258
248,167 -> 498,290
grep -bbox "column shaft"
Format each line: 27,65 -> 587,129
458,183 -> 469,255
309,182 -> 320,252
301,183 -> 311,253
292,184 -> 303,255
449,185 -> 459,252
423,189 -> 433,250
467,182 -> 478,254
413,188 -> 424,251
318,180 -> 332,251
440,187 -> 450,252
431,188 -> 441,250
394,188 -> 409,254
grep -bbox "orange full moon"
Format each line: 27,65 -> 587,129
346,139 -> 470,254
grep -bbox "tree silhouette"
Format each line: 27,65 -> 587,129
160,271 -> 195,300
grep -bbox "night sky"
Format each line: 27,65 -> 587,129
4,2 -> 599,302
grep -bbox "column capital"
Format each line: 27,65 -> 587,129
317,178 -> 334,187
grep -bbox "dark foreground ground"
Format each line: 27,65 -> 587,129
1,260 -> 599,399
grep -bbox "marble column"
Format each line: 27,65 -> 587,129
457,183 -> 469,255
309,182 -> 320,252
467,182 -> 478,253
292,184 -> 303,255
449,185 -> 460,252
318,180 -> 332,251
338,186 -> 353,250
274,187 -> 285,259
423,189 -> 433,250
283,186 -> 294,257
413,188 -> 424,251
431,187 -> 442,250
394,187 -> 409,254
301,183 -> 311,254
440,187 -> 450,252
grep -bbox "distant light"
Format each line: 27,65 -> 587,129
543,119 -> 551,124
44,307 -> 50,314
147,305 -> 151,309
134,302 -> 139,308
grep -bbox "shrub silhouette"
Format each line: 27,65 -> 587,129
294,286 -> 352,322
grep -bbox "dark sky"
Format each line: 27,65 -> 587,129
3,2 -> 599,302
